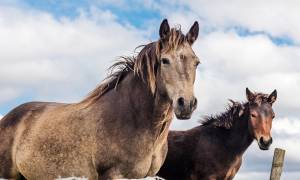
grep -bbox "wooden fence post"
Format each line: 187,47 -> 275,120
270,148 -> 285,180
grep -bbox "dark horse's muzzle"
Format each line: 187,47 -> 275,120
175,97 -> 197,120
258,137 -> 273,150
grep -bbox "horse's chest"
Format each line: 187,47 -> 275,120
121,144 -> 167,178
126,123 -> 170,177
223,157 -> 242,180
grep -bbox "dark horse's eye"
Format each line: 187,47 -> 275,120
195,61 -> 200,67
251,113 -> 257,118
161,58 -> 170,65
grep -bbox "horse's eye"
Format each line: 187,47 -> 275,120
251,113 -> 257,118
195,61 -> 200,67
161,58 -> 170,65
272,114 -> 275,119
180,54 -> 185,60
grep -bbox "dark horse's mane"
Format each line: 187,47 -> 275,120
201,93 -> 269,129
81,27 -> 187,104
201,101 -> 245,129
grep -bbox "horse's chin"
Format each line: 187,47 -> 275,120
175,113 -> 192,120
174,107 -> 194,120
258,142 -> 270,151
173,102 -> 195,120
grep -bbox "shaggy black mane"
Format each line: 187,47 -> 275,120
201,101 -> 246,129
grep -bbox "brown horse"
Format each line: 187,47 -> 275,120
0,19 -> 200,179
158,88 -> 277,180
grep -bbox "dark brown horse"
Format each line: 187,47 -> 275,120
158,88 -> 277,180
0,19 -> 200,179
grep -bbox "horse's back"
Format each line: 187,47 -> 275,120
0,101 -> 63,178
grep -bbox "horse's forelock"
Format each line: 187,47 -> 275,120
161,27 -> 187,52
251,93 -> 269,105
134,42 -> 160,94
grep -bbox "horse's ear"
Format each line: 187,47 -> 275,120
268,89 -> 277,105
159,19 -> 170,40
229,99 -> 244,117
246,88 -> 255,102
186,21 -> 199,45
238,105 -> 245,117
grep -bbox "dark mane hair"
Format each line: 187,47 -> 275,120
201,101 -> 245,129
81,27 -> 187,104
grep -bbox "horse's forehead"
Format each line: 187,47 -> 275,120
165,43 -> 195,56
179,42 -> 195,54
251,95 -> 273,113
253,94 -> 268,104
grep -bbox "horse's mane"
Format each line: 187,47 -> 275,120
201,102 -> 245,129
81,27 -> 186,104
201,93 -> 269,129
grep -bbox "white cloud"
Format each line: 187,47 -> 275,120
0,6 -> 147,104
195,31 -> 300,117
180,0 -> 300,42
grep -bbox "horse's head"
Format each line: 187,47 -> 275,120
245,88 -> 277,150
156,19 -> 200,120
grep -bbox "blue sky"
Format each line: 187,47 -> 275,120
22,0 -> 296,44
23,0 -> 163,29
0,0 -> 300,179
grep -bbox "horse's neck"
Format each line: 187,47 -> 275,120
128,73 -> 172,122
226,114 -> 253,156
95,72 -> 172,129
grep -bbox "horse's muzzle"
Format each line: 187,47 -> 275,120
258,137 -> 273,150
175,97 -> 197,120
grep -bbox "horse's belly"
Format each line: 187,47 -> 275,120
14,135 -> 98,180
16,150 -> 98,180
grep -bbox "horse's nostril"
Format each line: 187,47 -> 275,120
269,137 -> 273,144
259,137 -> 264,145
177,97 -> 185,107
193,98 -> 197,107
190,98 -> 197,109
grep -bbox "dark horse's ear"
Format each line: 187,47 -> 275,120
186,21 -> 199,45
159,19 -> 170,40
268,89 -> 277,104
246,88 -> 255,102
229,99 -> 244,117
